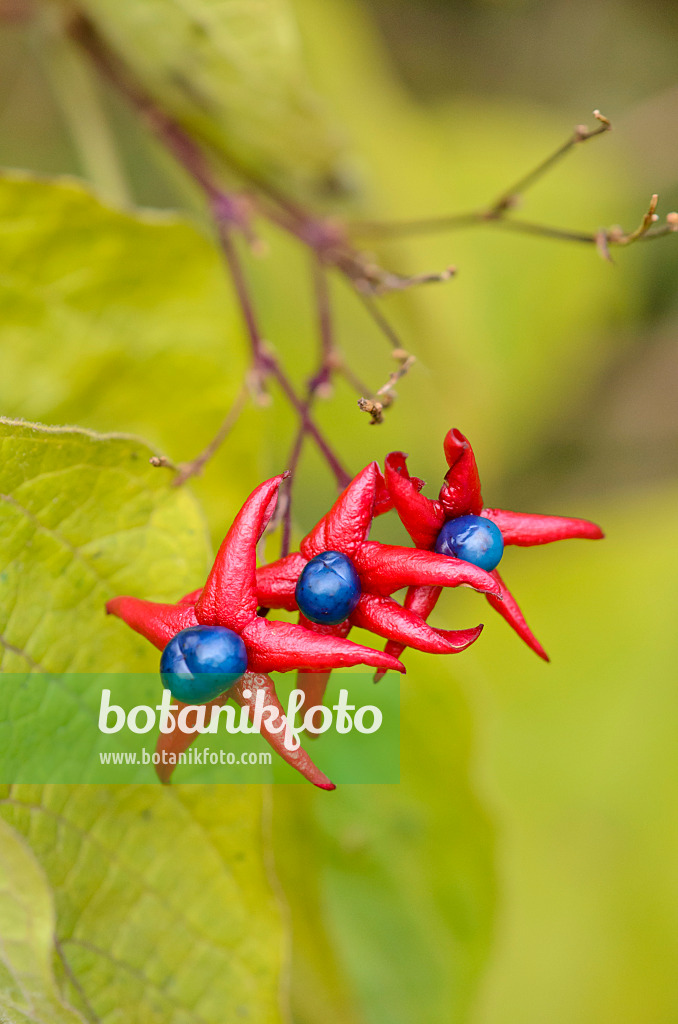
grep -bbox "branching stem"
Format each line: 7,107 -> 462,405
347,110 -> 674,252
172,384 -> 249,487
62,13 -> 677,496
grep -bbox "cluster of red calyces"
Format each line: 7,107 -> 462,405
107,428 -> 603,789
379,428 -> 604,669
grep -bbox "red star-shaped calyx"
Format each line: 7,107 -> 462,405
382,428 -> 604,664
257,461 -> 499,644
106,473 -> 408,788
254,461 -> 502,709
107,473 -> 406,676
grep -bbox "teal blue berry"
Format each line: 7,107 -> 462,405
295,550 -> 361,625
160,625 -> 247,704
434,514 -> 504,572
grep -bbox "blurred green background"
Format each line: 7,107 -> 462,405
0,0 -> 677,1022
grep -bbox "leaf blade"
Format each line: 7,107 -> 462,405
54,0 -> 348,198
0,421 -> 288,1022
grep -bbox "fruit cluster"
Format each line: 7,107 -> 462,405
107,428 -> 602,788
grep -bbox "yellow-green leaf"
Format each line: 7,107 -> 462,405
47,0 -> 348,199
0,420 -> 288,1022
0,786 -> 286,1024
0,417 -> 211,672
0,816 -> 86,1024
0,172 -> 258,541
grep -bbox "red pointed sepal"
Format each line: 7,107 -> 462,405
438,428 -> 484,517
154,695 -> 226,784
353,542 -> 502,597
294,617 -> 352,725
373,584 -> 443,681
230,673 -> 336,789
482,508 -> 604,546
153,674 -> 335,790
373,463 -> 395,516
241,614 -> 405,675
400,584 -> 444,621
300,462 -> 377,559
105,596 -> 197,651
383,451 -> 444,548
294,670 -> 332,729
195,474 -> 285,631
486,569 -> 549,661
255,553 -> 306,611
352,592 -> 482,654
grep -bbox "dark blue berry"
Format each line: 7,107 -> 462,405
434,514 -> 504,572
160,625 -> 248,704
295,550 -> 361,625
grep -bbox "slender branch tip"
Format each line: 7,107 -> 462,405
149,454 -> 175,470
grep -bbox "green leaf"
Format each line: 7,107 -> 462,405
0,786 -> 286,1024
272,655 -> 495,1024
49,0 -> 348,199
0,417 -> 211,672
0,173 -> 242,450
0,816 -> 86,1023
0,172 -> 259,541
0,419 -> 287,1022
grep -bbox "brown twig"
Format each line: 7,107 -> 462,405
171,383 -> 249,487
66,8 -> 415,486
280,257 -> 343,556
334,358 -> 375,400
218,225 -> 351,489
267,359 -> 351,489
353,194 -> 677,260
353,289 -> 407,351
69,10 -> 453,298
608,193 -> 659,244
348,111 -> 676,258
352,110 -> 613,240
358,352 -> 416,425
488,110 -> 611,216
488,196 -> 676,251
61,14 -> 678,495
149,454 -> 176,470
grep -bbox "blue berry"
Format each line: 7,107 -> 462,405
160,625 -> 248,704
434,514 -> 504,572
295,550 -> 362,625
